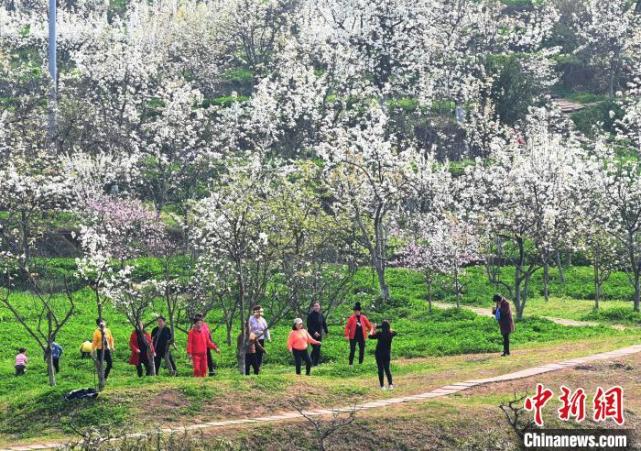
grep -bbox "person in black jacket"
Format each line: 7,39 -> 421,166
306,302 -> 328,366
369,320 -> 397,390
151,316 -> 176,375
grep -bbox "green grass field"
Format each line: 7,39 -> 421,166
0,263 -> 640,445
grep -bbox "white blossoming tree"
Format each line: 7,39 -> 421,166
466,108 -> 589,319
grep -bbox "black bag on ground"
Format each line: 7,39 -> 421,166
64,388 -> 99,401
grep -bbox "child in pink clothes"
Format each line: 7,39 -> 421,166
15,348 -> 27,375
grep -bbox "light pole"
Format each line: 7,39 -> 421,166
47,0 -> 57,153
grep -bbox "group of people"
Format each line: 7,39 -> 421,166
14,295 -> 514,392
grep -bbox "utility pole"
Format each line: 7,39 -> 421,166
47,0 -> 57,153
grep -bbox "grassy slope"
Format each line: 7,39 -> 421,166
1,265 -> 640,444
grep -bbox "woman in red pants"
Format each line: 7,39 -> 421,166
187,318 -> 220,377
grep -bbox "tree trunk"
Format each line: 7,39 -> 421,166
543,262 -> 549,302
556,252 -> 565,284
514,271 -> 524,321
426,275 -> 432,314
147,350 -> 156,376
634,270 -> 640,313
593,248 -> 600,310
373,211 -> 390,302
96,304 -> 106,391
226,322 -> 233,347
20,210 -> 31,273
514,238 -> 525,320
454,267 -> 461,310
164,351 -> 176,376
236,332 -> 247,375
47,351 -> 56,386
374,256 -> 390,302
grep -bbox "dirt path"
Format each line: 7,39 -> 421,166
5,344 -> 641,451
430,301 -> 627,330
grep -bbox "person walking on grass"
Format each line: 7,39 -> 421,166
187,318 -> 220,377
44,341 -> 63,373
15,348 -> 27,376
306,301 -> 328,366
93,319 -> 115,380
248,305 -> 271,371
194,313 -> 218,376
287,318 -> 321,376
128,322 -> 155,377
492,294 -> 515,356
369,320 -> 397,390
344,302 -> 373,366
152,316 -> 176,375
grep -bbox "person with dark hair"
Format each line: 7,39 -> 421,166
306,302 -> 328,366
248,305 -> 270,372
492,294 -> 515,356
128,321 -> 155,377
287,318 -> 320,375
187,318 -> 220,377
152,316 -> 176,375
194,313 -> 218,376
92,318 -> 115,380
44,341 -> 63,373
369,320 -> 397,390
344,302 -> 373,366
15,348 -> 27,375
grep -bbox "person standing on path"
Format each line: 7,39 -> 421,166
152,316 -> 176,375
306,302 -> 328,366
248,305 -> 271,372
287,318 -> 321,375
92,319 -> 115,380
187,318 -> 220,377
128,322 -> 155,377
344,302 -> 373,366
369,320 -> 397,390
492,294 -> 515,356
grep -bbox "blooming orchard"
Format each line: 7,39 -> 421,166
3,0 -> 641,384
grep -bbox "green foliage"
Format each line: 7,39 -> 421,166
0,261 -> 638,441
202,95 -> 251,108
581,307 -> 641,325
567,92 -> 607,104
486,54 -> 543,126
570,100 -> 623,137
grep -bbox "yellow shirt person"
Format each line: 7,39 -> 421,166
92,324 -> 115,351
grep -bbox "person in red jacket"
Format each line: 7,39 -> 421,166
128,322 -> 155,377
187,318 -> 220,377
344,302 -> 373,366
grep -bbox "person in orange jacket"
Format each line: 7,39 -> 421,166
344,302 -> 373,366
128,321 -> 155,377
287,318 -> 320,375
187,318 -> 220,377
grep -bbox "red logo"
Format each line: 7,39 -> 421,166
558,386 -> 586,422
523,385 -> 625,426
593,386 -> 624,425
524,383 -> 554,426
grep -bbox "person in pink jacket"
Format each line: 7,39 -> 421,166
287,318 -> 320,376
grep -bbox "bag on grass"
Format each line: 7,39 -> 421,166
64,388 -> 99,401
